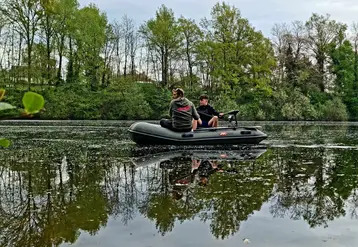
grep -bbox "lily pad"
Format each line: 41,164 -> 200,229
0,138 -> 10,148
22,92 -> 45,114
0,102 -> 16,111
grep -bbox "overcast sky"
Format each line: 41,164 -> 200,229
78,0 -> 358,37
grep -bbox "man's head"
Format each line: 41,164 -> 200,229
172,88 -> 184,99
199,94 -> 209,106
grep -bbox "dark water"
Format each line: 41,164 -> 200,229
1,120 -> 358,247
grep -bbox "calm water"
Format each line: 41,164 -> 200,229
1,120 -> 358,247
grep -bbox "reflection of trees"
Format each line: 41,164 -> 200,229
0,142 -> 172,246
2,142 -> 358,245
138,162 -> 182,235
138,160 -> 205,235
193,156 -> 276,239
103,160 -> 138,225
139,151 -> 276,239
328,149 -> 358,219
137,146 -> 358,238
270,147 -> 358,228
0,147 -> 112,246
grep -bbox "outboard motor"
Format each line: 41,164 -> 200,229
226,110 -> 239,128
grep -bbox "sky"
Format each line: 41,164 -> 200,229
77,0 -> 358,37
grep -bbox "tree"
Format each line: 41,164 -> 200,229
70,4 -> 108,89
129,30 -> 138,77
271,23 -> 290,84
199,2 -> 276,98
329,40 -> 357,119
121,15 -> 136,77
139,5 -> 182,86
350,22 -> 358,91
101,24 -> 116,87
52,0 -> 79,83
178,17 -> 202,88
0,0 -> 43,89
305,13 -> 347,92
38,0 -> 58,83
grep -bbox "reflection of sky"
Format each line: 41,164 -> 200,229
61,201 -> 358,247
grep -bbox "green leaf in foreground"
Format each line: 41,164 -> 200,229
22,92 -> 45,114
0,89 -> 5,101
0,102 -> 16,111
0,138 -> 10,148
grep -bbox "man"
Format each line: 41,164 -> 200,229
196,94 -> 223,128
160,88 -> 202,132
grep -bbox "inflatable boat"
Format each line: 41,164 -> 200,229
128,110 -> 267,145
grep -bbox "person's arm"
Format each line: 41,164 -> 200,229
210,105 -> 220,116
210,105 -> 224,117
169,101 -> 174,117
192,103 -> 202,124
192,103 -> 200,120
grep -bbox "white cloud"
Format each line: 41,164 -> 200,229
79,0 -> 358,36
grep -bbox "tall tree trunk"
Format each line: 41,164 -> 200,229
67,38 -> 74,82
161,48 -> 165,85
27,32 -> 31,90
17,34 -> 22,84
124,42 -> 128,77
10,28 -> 15,85
45,15 -> 51,84
124,55 -> 127,77
57,35 -> 64,84
186,44 -> 193,88
164,47 -> 169,86
355,43 -> 358,94
317,51 -> 325,92
116,40 -> 121,76
146,46 -> 150,78
130,54 -> 135,77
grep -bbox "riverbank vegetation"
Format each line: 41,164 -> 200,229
0,1 -> 357,120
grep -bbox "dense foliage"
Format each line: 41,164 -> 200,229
0,1 -> 357,120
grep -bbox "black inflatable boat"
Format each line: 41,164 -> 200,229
128,110 -> 268,145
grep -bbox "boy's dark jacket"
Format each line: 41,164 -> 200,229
196,104 -> 219,122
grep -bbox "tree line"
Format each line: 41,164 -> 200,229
0,0 -> 357,120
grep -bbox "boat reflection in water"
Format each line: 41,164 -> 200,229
131,148 -> 273,238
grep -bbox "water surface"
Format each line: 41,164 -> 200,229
1,120 -> 358,247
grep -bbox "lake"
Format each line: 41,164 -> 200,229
1,120 -> 358,247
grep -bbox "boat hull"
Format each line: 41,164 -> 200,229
128,122 -> 267,145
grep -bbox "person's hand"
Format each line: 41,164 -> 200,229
198,118 -> 202,125
209,160 -> 218,169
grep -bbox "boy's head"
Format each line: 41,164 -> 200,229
199,94 -> 209,106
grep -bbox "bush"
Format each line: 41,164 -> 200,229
280,89 -> 318,121
37,82 -> 157,120
316,97 -> 348,121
